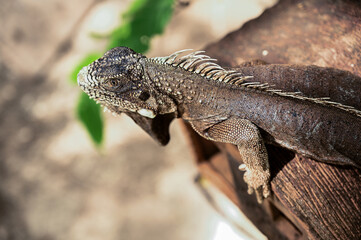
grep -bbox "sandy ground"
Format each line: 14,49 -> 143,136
0,0 -> 276,239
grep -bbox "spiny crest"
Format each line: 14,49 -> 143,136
150,50 -> 361,118
150,49 -> 254,85
267,90 -> 361,117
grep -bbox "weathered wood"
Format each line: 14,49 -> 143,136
182,0 -> 361,239
181,122 -> 291,239
206,0 -> 361,75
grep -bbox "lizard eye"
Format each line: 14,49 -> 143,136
103,78 -> 121,90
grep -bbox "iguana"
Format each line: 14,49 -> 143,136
77,47 -> 361,203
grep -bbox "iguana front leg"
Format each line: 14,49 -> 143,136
190,118 -> 270,203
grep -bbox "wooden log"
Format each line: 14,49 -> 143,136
182,0 -> 361,239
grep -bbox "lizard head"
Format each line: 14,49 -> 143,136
77,47 -> 177,119
77,47 -> 178,145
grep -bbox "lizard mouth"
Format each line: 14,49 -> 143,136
77,65 -> 105,98
77,65 -> 107,102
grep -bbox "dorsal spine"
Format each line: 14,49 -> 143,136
149,50 -> 361,118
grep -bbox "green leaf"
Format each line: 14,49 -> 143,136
107,0 -> 174,53
76,92 -> 104,147
71,0 -> 175,147
70,53 -> 102,85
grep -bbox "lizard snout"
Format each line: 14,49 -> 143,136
77,66 -> 90,87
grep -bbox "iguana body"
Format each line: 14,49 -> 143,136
77,47 -> 361,202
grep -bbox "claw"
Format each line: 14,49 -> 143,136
241,166 -> 271,203
263,184 -> 271,198
247,185 -> 254,195
255,188 -> 264,204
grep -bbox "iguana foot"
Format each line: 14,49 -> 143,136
239,164 -> 270,203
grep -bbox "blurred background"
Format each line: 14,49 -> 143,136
0,0 -> 276,239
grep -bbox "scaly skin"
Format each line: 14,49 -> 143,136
77,47 -> 361,203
